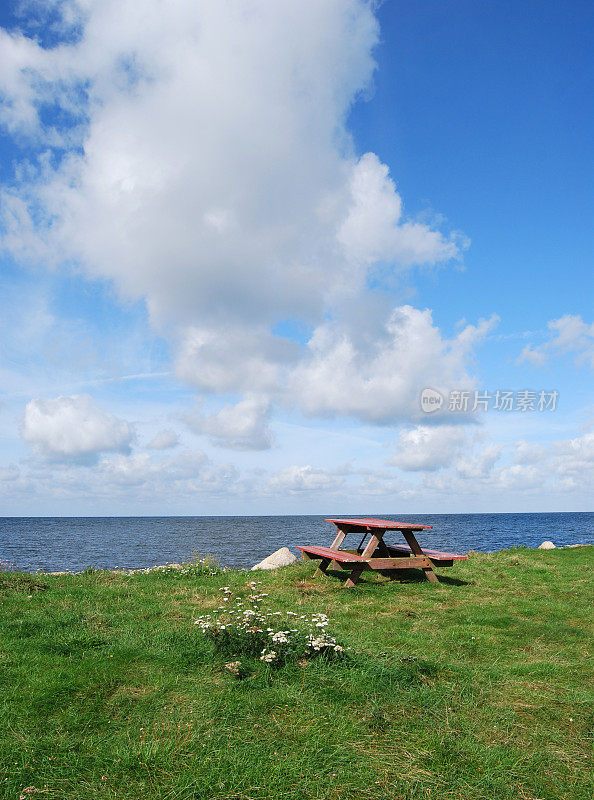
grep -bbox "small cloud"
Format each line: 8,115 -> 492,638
268,465 -> 342,494
146,429 -> 179,450
187,395 -> 273,451
391,425 -> 468,472
21,394 -> 133,464
513,440 -> 547,465
517,344 -> 547,367
518,315 -> 594,369
455,444 -> 503,479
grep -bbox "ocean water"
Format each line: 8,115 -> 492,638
1,513 -> 592,573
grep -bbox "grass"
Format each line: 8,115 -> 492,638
0,546 -> 592,799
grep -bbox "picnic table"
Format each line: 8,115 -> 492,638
296,518 -> 467,588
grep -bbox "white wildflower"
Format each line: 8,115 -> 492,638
260,651 -> 277,663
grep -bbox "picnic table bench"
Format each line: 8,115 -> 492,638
297,517 -> 467,588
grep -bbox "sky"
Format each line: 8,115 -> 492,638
0,0 -> 592,516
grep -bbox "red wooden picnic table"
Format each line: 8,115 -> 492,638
296,517 -> 467,588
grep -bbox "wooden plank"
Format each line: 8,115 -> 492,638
326,518 -> 432,531
331,523 -> 368,535
365,556 -> 431,570
385,544 -> 467,561
296,546 -> 365,562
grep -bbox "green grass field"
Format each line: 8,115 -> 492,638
1,546 -> 592,800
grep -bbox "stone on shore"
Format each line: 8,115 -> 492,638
251,547 -> 297,570
538,541 -> 556,549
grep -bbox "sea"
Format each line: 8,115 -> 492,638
1,512 -> 592,573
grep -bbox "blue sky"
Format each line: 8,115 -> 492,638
362,1 -> 593,335
0,0 -> 592,515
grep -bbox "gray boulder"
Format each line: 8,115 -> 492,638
537,541 -> 556,549
251,547 -> 297,570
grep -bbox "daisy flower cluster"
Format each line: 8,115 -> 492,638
194,582 -> 346,666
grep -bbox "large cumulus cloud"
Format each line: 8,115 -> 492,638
1,1 -> 477,435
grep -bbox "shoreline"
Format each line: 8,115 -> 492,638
33,541 -> 590,575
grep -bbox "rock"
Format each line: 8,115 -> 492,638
251,547 -> 298,570
537,541 -> 556,550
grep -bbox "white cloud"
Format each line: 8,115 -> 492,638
0,1 -> 379,323
21,394 -> 133,463
338,153 -> 465,274
290,306 -> 498,423
0,447 -> 241,508
517,344 -> 547,367
0,1 -> 470,426
4,417 -> 594,511
392,425 -> 468,471
518,315 -> 594,368
356,474 -> 402,496
513,440 -> 547,465
98,449 -> 242,499
0,27 -> 47,136
268,465 -> 343,494
455,443 -> 503,480
175,326 -> 297,394
146,429 -> 179,450
553,429 -> 594,472
187,395 -> 273,451
420,426 -> 594,501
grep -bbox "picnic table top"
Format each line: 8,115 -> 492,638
326,517 -> 433,531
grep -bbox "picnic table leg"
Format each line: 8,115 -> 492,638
314,558 -> 331,578
328,527 -> 349,569
329,527 -> 347,550
402,531 -> 439,584
344,566 -> 364,588
340,532 -> 384,587
374,538 -> 391,557
366,534 -> 400,580
361,533 -> 383,559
